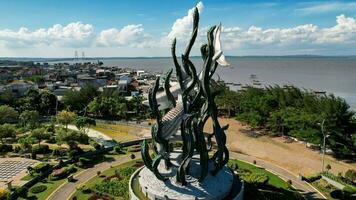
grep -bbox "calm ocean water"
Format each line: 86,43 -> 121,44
54,57 -> 356,110
99,57 -> 356,109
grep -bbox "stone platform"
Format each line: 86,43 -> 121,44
130,152 -> 244,200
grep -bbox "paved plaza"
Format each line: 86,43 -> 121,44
0,159 -> 37,180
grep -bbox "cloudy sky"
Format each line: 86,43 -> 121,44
0,0 -> 356,57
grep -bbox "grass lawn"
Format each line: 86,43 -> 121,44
230,159 -> 289,189
27,178 -> 67,200
92,123 -> 141,142
23,165 -> 86,200
229,159 -> 303,200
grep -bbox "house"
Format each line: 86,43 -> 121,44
0,69 -> 13,81
5,80 -> 38,96
77,74 -> 97,87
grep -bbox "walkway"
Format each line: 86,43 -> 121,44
47,153 -> 139,200
230,152 -> 326,200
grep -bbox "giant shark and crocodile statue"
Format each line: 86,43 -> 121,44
141,7 -> 230,185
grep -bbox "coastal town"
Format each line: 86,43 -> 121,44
0,60 -> 159,103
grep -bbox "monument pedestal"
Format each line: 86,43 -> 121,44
129,152 -> 244,200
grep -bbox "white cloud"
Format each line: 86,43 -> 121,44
1,9 -> 356,57
96,24 -> 151,47
218,14 -> 356,54
166,1 -> 204,41
0,22 -> 94,48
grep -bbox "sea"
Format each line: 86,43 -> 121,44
97,57 -> 356,111
13,56 -> 356,111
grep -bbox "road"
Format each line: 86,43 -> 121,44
47,153 -> 139,200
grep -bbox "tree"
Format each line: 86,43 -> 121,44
19,110 -> 40,129
18,136 -> 36,152
62,84 -> 99,113
345,169 -> 356,183
88,97 -> 128,119
18,89 -> 41,112
39,91 -> 57,115
75,116 -> 96,134
0,105 -> 18,124
325,164 -> 332,172
0,124 -> 16,144
56,111 -> 77,131
31,128 -> 50,145
56,129 -> 89,150
0,90 -> 17,107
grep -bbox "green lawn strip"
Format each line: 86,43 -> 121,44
26,166 -> 85,200
71,159 -> 140,200
21,174 -> 33,181
28,178 -> 67,200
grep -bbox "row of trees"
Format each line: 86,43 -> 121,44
0,89 -> 57,115
216,85 -> 356,159
0,84 -> 149,122
0,110 -> 92,156
62,84 -> 149,120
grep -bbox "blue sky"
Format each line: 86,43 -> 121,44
0,0 -> 356,57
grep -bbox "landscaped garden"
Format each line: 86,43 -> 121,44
69,158 -> 303,200
71,159 -> 143,200
228,159 -> 303,200
305,169 -> 356,200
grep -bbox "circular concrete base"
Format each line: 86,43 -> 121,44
132,152 -> 237,200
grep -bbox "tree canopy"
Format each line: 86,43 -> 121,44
217,85 -> 356,159
0,105 -> 18,124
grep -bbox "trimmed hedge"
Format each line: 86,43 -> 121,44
0,144 -> 13,153
32,144 -> 50,154
33,163 -> 51,173
304,174 -> 322,183
50,165 -> 77,180
16,187 -> 28,198
30,185 -> 47,194
90,141 -> 101,150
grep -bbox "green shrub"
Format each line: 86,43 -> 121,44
343,185 -> 356,194
114,145 -> 124,154
90,141 -> 101,150
32,144 -> 50,154
0,144 -> 13,153
16,187 -> 28,198
13,145 -> 21,153
228,161 -> 239,171
244,173 -> 269,185
50,165 -> 76,180
79,157 -> 91,166
345,169 -> 356,184
304,174 -> 322,182
46,136 -> 57,144
68,148 -> 83,158
30,185 -> 47,194
127,146 -> 140,152
33,163 -> 51,173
